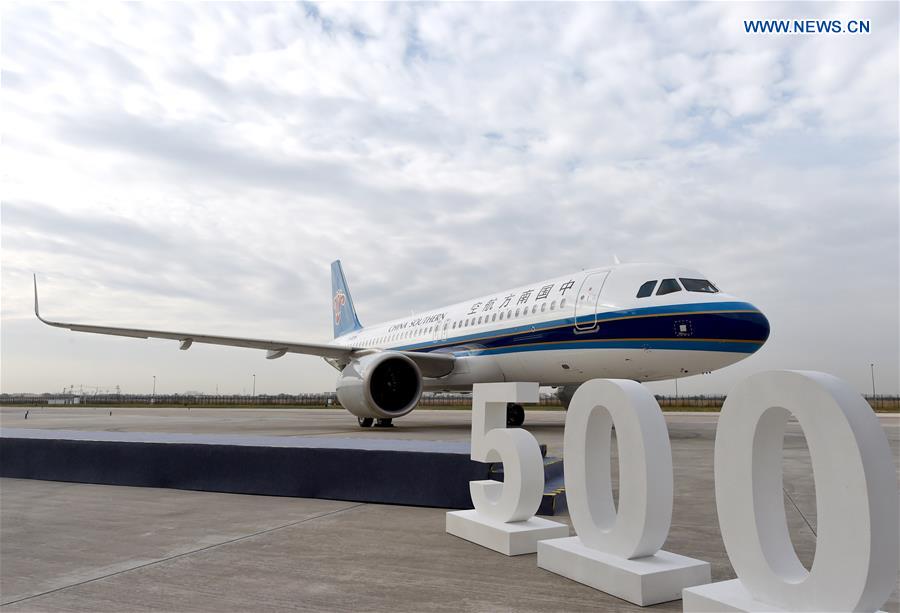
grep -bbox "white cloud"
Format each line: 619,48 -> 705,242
2,1 -> 897,396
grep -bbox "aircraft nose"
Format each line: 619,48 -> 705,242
745,304 -> 770,350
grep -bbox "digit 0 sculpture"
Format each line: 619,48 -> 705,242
683,371 -> 899,613
537,379 -> 710,605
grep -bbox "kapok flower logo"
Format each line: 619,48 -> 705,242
333,290 -> 346,325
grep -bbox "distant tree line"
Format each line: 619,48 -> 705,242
2,392 -> 897,411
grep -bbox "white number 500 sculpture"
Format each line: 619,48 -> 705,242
447,371 -> 898,613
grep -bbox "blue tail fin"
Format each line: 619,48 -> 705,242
331,260 -> 363,338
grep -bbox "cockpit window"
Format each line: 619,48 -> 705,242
680,278 -> 719,293
636,280 -> 657,298
656,278 -> 682,296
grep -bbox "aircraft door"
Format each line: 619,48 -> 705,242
434,319 -> 449,342
574,272 -> 609,332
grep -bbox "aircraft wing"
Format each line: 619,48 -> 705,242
33,276 -> 455,376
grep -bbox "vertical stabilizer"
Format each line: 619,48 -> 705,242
330,260 -> 363,338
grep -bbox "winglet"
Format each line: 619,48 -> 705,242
33,274 -> 41,320
33,274 -> 52,325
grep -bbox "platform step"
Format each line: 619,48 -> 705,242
0,428 -> 570,515
490,455 -> 564,482
490,457 -> 567,517
539,474 -> 568,516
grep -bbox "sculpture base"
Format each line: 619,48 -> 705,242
683,580 -> 885,612
537,536 -> 710,606
445,509 -> 569,556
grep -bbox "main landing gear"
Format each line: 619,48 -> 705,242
506,403 -> 525,427
358,417 -> 393,428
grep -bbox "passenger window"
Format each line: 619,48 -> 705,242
532,305 -> 538,314
560,298 -> 566,309
680,278 -> 719,293
550,300 -> 556,310
636,280 -> 657,298
541,303 -> 547,312
499,312 -> 504,320
515,308 -> 520,317
656,278 -> 682,296
507,310 -> 512,319
478,316 -> 483,324
492,313 -> 497,322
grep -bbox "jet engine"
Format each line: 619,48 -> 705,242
336,352 -> 423,419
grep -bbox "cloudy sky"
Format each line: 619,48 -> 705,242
2,2 -> 897,396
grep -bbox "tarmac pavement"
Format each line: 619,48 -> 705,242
0,407 -> 897,612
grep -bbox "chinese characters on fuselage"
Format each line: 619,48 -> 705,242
467,280 -> 575,316
387,279 -> 577,333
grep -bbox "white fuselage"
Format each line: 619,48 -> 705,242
332,263 -> 769,389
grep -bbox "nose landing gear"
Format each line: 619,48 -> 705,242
506,403 -> 525,427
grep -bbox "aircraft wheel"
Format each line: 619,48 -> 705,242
506,403 -> 525,427
358,417 -> 374,428
374,418 -> 394,428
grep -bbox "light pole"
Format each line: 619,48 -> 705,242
870,363 -> 876,402
674,378 -> 678,402
252,374 -> 256,397
152,375 -> 156,397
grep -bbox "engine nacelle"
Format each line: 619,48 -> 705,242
336,352 -> 423,419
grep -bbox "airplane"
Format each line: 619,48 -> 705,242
34,261 -> 770,428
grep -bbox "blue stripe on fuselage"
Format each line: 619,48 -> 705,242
388,301 -> 766,356
454,339 -> 763,356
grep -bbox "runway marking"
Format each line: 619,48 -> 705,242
0,501 -> 366,608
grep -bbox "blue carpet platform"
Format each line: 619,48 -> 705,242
0,429 -> 567,515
